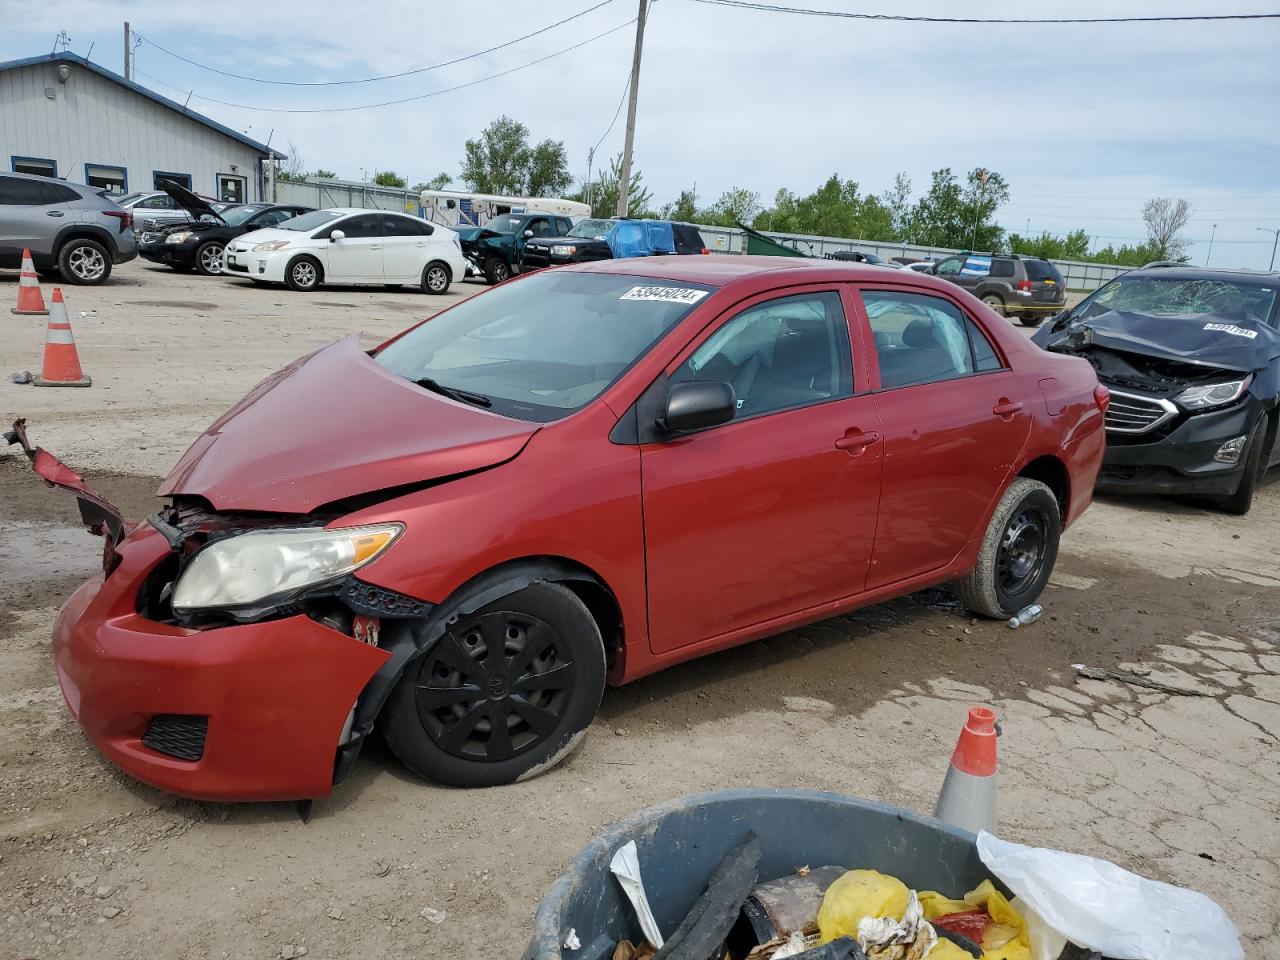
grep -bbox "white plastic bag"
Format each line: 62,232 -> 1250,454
977,832 -> 1243,960
610,840 -> 665,949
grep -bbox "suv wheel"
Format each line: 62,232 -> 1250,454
59,239 -> 111,285
981,293 -> 1006,317
382,582 -> 606,787
953,477 -> 1060,619
1019,314 -> 1045,329
1216,416 -> 1268,515
195,241 -> 226,276
483,256 -> 510,285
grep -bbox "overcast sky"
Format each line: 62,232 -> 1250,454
4,0 -> 1278,267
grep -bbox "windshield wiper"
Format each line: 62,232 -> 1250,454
414,377 -> 492,408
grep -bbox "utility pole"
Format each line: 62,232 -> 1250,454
970,168 -> 988,250
1205,224 -> 1217,266
123,22 -> 132,80
616,0 -> 648,218
585,146 -> 595,212
265,128 -> 275,203
1259,227 -> 1280,271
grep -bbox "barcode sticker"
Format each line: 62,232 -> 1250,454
620,286 -> 709,304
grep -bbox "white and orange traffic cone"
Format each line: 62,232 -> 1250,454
933,706 -> 998,834
32,289 -> 91,387
11,248 -> 49,315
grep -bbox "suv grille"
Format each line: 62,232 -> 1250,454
142,715 -> 208,761
1104,389 -> 1177,435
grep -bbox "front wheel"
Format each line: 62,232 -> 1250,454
422,261 -> 451,295
1019,314 -> 1045,328
1216,416 -> 1268,515
284,256 -> 322,292
195,241 -> 225,276
382,582 -> 605,788
483,256 -> 510,285
953,477 -> 1060,619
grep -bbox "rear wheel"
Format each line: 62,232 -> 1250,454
1216,417 -> 1268,515
195,241 -> 225,276
954,477 -> 1060,619
422,261 -> 451,295
284,256 -> 322,292
58,239 -> 111,285
981,292 -> 1006,317
1019,314 -> 1045,328
383,582 -> 605,788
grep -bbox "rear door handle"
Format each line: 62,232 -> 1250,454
835,429 -> 880,452
46,210 -> 65,217
993,400 -> 1024,418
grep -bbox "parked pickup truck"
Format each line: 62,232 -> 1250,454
457,212 -> 573,284
520,218 -> 708,271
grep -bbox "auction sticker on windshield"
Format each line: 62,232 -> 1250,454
1203,322 -> 1258,340
620,286 -> 709,304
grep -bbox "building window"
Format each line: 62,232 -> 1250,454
85,164 -> 128,195
11,156 -> 56,177
217,174 -> 247,203
153,171 -> 192,191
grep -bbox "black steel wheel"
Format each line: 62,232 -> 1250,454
483,256 -> 510,285
383,582 -> 605,787
954,477 -> 1060,618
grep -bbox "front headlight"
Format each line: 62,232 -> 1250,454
253,240 -> 291,252
1174,376 -> 1251,410
172,523 -> 403,612
166,231 -> 193,244
550,245 -> 576,258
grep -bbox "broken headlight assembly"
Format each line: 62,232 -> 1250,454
1174,375 -> 1251,411
171,523 -> 403,613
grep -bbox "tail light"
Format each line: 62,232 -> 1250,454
103,210 -> 133,231
700,248 -> 710,255
1018,279 -> 1033,292
1093,384 -> 1110,415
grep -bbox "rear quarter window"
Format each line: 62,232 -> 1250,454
1024,260 -> 1062,282
990,259 -> 1015,278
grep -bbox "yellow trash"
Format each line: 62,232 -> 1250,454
816,869 -> 910,943
917,890 -> 970,920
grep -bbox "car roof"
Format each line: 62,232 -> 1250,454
320,207 -> 416,216
562,254 -> 945,287
3,171 -> 94,191
1130,264 -> 1280,284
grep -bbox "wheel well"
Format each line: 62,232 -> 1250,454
426,259 -> 452,280
1017,456 -> 1069,522
287,253 -> 323,278
56,228 -> 112,257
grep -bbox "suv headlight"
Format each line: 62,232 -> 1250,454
166,231 -> 193,244
1174,376 -> 1251,411
172,523 -> 403,612
550,245 -> 576,258
253,240 -> 291,252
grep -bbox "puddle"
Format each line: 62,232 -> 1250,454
0,521 -> 101,586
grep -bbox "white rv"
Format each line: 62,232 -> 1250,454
420,190 -> 590,230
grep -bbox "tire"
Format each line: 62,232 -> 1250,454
195,241 -> 226,276
981,293 -> 1006,317
58,238 -> 111,285
1019,314 -> 1045,328
1216,416 -> 1268,516
954,477 -> 1060,619
383,582 -> 606,788
483,256 -> 510,285
422,261 -> 451,295
284,256 -> 322,292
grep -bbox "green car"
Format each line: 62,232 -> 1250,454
457,212 -> 573,284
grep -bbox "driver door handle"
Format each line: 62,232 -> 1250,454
46,210 -> 65,217
835,429 -> 880,452
993,400 -> 1024,418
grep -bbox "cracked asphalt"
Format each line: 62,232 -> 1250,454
1,262 -> 1277,959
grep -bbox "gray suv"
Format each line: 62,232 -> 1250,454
929,253 -> 1066,327
0,172 -> 138,284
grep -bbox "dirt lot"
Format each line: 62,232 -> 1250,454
1,262 -> 1277,959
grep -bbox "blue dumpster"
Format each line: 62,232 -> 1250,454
524,788 -> 995,960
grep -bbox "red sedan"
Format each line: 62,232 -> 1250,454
11,257 -> 1106,801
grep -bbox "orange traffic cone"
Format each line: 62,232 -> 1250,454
32,289 -> 92,387
11,248 -> 49,315
933,706 -> 998,834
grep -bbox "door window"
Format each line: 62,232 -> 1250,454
990,258 -> 1016,278
0,176 -> 61,204
934,257 -> 964,276
863,290 -> 1004,388
381,214 -> 431,236
11,157 -> 56,177
217,175 -> 246,203
138,195 -> 174,209
333,213 -> 382,238
527,218 -> 552,237
85,164 -> 127,195
670,291 -> 853,419
960,255 -> 992,277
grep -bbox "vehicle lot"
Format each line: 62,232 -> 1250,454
2,262 -> 1278,959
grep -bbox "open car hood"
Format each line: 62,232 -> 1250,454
158,337 -> 538,513
159,179 -> 227,224
1041,309 -> 1280,373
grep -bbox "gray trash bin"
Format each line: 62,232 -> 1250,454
524,788 -> 996,960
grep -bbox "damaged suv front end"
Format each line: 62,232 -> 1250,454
1033,267 -> 1280,513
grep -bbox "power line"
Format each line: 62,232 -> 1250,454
133,0 -> 615,86
136,20 -> 635,113
592,73 -> 632,155
690,0 -> 1280,24
1012,192 -> 1280,201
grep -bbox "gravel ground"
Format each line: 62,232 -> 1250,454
1,262 -> 1277,959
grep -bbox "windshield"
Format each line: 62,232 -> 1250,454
1074,275 -> 1278,325
279,210 -> 344,232
221,205 -> 268,226
486,214 -> 524,234
566,219 -> 614,240
376,272 -> 716,422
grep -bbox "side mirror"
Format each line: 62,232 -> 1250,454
660,381 -> 736,434
522,229 -> 534,239
330,229 -> 345,242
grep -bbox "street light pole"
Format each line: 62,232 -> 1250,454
616,0 -> 648,218
1205,224 -> 1217,266
1259,227 -> 1280,271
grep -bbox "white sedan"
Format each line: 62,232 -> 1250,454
222,207 -> 467,294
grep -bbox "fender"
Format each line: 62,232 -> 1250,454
53,222 -> 119,258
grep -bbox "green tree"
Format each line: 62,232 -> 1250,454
909,167 -> 1008,249
660,189 -> 698,222
573,154 -> 654,218
460,116 -> 571,197
881,172 -> 914,241
1142,197 -> 1193,261
311,169 -> 337,180
751,175 -> 894,240
412,172 -> 452,193
1008,229 -> 1091,261
372,170 -> 407,188
697,187 -> 761,228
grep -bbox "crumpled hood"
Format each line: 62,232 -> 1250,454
1040,309 -> 1280,373
455,226 -> 502,244
158,337 -> 538,512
